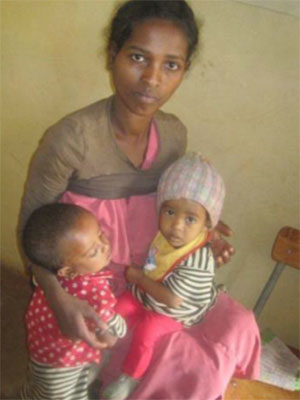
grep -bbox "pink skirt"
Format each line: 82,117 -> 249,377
100,291 -> 261,400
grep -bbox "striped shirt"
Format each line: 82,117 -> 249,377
20,360 -> 92,400
131,244 -> 217,327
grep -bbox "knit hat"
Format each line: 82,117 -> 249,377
157,152 -> 225,228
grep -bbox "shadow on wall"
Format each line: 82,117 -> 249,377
1,264 -> 32,399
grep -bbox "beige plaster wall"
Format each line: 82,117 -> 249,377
2,1 -> 299,347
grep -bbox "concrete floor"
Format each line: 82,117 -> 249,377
1,265 -> 31,399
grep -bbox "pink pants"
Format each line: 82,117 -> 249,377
115,291 -> 182,379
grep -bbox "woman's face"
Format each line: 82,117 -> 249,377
110,18 -> 189,117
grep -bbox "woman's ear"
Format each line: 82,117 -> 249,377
185,60 -> 191,72
107,43 -> 118,70
57,266 -> 78,279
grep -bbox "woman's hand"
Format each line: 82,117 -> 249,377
210,221 -> 235,266
53,291 -> 109,349
32,264 -> 108,349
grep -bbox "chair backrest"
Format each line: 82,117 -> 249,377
271,226 -> 299,270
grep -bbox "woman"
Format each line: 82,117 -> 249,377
19,1 -> 259,399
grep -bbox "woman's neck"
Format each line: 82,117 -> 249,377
111,96 -> 153,142
110,96 -> 155,167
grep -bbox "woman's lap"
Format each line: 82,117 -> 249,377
60,193 -> 261,399
100,292 -> 261,400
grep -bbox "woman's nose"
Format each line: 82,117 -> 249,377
141,63 -> 161,87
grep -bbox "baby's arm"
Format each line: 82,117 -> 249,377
126,265 -> 182,308
164,246 -> 216,306
96,313 -> 127,348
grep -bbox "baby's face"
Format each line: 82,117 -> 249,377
62,212 -> 111,275
159,198 -> 208,248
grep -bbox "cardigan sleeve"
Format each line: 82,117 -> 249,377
18,118 -> 85,244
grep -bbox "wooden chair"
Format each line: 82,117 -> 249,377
254,226 -> 299,317
225,226 -> 300,400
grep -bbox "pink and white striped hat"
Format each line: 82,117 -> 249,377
157,152 -> 225,228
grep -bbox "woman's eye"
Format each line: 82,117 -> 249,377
166,61 -> 180,71
131,54 -> 145,63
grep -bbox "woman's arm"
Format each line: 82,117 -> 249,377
18,120 -> 84,239
126,265 -> 182,308
19,122 -> 107,348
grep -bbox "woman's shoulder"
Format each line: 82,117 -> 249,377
154,109 -> 186,131
42,96 -> 112,146
54,96 -> 112,129
154,109 -> 187,154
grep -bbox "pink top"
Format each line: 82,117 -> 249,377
60,123 -> 159,268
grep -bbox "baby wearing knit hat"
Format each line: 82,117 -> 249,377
101,152 -> 225,400
158,151 -> 225,229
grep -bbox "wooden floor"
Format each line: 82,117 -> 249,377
225,379 -> 300,400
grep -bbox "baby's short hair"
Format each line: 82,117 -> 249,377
23,203 -> 88,271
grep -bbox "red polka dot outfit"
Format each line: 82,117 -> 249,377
26,270 -> 117,367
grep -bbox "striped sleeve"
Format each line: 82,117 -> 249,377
164,245 -> 215,305
106,313 -> 127,338
133,244 -> 217,327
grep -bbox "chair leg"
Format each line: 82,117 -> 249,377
253,262 -> 286,318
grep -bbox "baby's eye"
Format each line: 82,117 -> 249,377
186,216 -> 196,224
131,54 -> 145,63
164,208 -> 175,216
89,247 -> 99,258
98,232 -> 104,241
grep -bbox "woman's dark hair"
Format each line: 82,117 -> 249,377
23,203 -> 88,271
107,0 -> 199,62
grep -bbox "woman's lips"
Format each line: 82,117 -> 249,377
135,91 -> 159,104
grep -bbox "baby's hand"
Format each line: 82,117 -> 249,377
125,265 -> 144,284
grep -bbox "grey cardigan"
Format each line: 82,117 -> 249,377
19,96 -> 187,235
